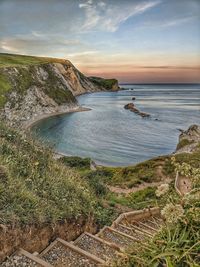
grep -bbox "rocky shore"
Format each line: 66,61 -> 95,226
175,124 -> 200,154
124,103 -> 150,118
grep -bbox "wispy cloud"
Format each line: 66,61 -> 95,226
0,32 -> 84,54
67,50 -> 99,57
79,0 -> 161,32
142,15 -> 199,29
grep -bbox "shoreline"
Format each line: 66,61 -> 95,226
24,106 -> 92,130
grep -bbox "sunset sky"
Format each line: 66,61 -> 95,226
0,0 -> 200,83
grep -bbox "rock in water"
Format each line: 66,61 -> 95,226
124,103 -> 150,118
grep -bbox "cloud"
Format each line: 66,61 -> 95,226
0,33 -> 84,55
142,15 -> 199,29
67,50 -> 99,57
79,0 -> 161,32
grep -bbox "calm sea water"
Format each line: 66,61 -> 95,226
32,84 -> 200,166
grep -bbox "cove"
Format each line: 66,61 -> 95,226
32,84 -> 200,166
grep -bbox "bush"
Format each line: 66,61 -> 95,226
59,156 -> 91,169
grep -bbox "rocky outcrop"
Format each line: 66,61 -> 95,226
124,103 -> 150,118
176,124 -> 200,153
0,59 -> 119,128
89,76 -> 119,92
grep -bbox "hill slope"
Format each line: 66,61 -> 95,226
0,53 -> 119,127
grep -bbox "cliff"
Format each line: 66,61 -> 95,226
176,124 -> 200,153
0,53 -> 119,127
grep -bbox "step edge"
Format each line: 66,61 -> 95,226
39,240 -> 58,256
74,232 -> 121,251
19,248 -> 53,267
57,238 -> 105,264
137,221 -> 158,232
123,224 -> 154,237
99,226 -> 140,242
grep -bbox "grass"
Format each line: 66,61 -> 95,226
0,122 -> 117,226
0,57 -> 77,108
111,151 -> 200,267
0,53 -> 68,67
0,53 -> 118,109
89,76 -> 118,90
0,72 -> 11,107
86,145 -> 200,190
176,138 -> 194,150
83,156 -> 171,188
107,187 -> 157,210
41,64 -> 76,105
59,156 -> 91,169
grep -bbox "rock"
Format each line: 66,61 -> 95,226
124,103 -> 150,118
132,97 -> 136,100
124,103 -> 134,109
176,124 -> 200,153
0,59 -> 119,129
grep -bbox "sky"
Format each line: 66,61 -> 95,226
0,0 -> 200,83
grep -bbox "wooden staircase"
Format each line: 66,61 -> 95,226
1,207 -> 163,267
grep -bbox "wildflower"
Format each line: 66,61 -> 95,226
161,203 -> 184,224
184,189 -> 200,205
187,207 -> 200,223
155,184 -> 169,197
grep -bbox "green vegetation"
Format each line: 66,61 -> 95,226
113,159 -> 200,267
107,187 -> 157,210
59,156 -> 91,169
84,156 -> 171,188
42,64 -> 76,105
89,76 -> 118,90
0,122 -> 117,226
0,53 -> 67,67
176,138 -> 194,150
0,58 -> 76,108
0,72 -> 11,107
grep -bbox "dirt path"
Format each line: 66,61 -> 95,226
107,178 -> 172,195
108,165 -> 172,195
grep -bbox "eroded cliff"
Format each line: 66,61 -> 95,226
176,124 -> 200,153
0,54 -> 119,127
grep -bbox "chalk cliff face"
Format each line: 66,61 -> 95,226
0,59 -> 119,127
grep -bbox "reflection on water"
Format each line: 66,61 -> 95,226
32,84 -> 200,166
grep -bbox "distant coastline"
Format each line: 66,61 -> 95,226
120,83 -> 200,85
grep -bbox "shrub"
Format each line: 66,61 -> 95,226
59,156 -> 91,169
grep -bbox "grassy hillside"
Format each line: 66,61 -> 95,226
0,122 -> 117,226
89,76 -> 118,90
0,53 -> 67,67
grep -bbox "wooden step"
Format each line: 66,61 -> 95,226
136,221 -> 159,233
127,224 -> 154,237
1,248 -> 52,267
97,226 -> 139,248
114,224 -> 151,240
40,238 -> 105,266
152,216 -> 164,225
145,217 -> 163,229
73,232 -> 121,262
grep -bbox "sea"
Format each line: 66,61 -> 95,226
32,84 -> 200,166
